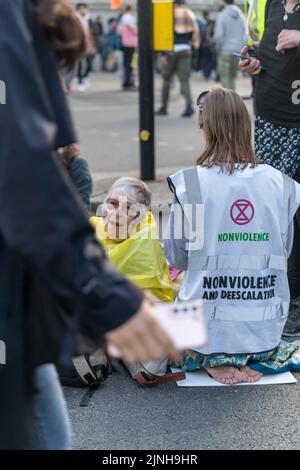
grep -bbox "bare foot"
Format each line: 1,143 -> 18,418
239,366 -> 262,383
205,366 -> 245,385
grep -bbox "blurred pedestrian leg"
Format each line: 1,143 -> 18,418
33,364 -> 72,450
218,55 -> 239,90
161,51 -> 193,111
122,46 -> 135,88
214,0 -> 246,90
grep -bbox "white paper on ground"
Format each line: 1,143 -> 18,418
171,368 -> 297,387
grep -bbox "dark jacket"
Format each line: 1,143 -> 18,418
0,0 -> 143,449
69,157 -> 93,211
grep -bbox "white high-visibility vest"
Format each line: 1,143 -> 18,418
164,164 -> 300,355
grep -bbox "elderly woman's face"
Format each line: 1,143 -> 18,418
104,188 -> 145,240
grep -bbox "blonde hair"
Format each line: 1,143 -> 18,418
197,88 -> 258,174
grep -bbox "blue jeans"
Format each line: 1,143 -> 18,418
33,364 -> 72,450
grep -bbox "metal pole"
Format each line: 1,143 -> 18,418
138,0 -> 155,181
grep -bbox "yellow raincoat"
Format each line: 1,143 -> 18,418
90,213 -> 174,303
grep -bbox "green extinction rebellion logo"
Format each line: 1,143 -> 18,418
218,199 -> 270,242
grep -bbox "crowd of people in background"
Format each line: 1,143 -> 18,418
63,1 -> 250,98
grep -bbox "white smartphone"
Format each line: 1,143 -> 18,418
107,300 -> 208,358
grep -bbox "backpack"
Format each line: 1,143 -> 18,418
58,347 -> 109,388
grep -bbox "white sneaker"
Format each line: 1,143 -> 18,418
77,83 -> 86,92
83,78 -> 91,88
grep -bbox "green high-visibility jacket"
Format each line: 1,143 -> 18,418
245,0 -> 267,44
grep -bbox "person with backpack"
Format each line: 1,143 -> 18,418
164,88 -> 300,384
240,0 -> 300,337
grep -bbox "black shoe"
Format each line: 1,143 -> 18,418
156,107 -> 168,116
122,84 -> 137,91
181,106 -> 194,118
282,299 -> 300,337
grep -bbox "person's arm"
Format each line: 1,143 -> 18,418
0,1 -> 150,354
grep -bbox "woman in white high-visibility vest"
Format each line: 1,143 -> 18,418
164,88 -> 300,384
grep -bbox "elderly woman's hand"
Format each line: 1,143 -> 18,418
276,29 -> 300,52
239,45 -> 262,75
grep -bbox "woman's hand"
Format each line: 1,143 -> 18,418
239,45 -> 262,75
276,29 -> 300,52
105,298 -> 179,364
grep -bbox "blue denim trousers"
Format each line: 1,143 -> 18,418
33,364 -> 72,450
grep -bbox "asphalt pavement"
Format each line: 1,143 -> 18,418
65,369 -> 300,450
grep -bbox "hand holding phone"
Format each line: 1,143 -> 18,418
107,300 -> 208,358
232,52 -> 253,62
236,46 -> 265,75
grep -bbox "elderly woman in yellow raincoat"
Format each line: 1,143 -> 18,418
91,177 -> 174,303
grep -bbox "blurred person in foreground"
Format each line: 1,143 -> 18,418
0,0 -> 177,450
